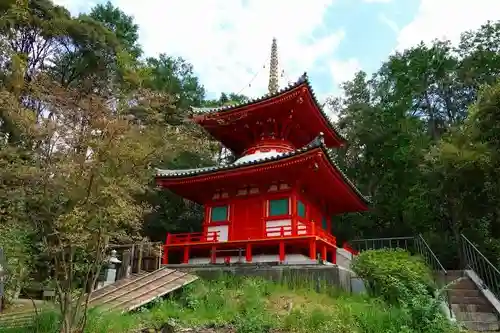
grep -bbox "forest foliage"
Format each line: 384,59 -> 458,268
329,21 -> 500,268
0,0 -> 500,322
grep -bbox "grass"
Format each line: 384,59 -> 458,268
0,276 -> 462,333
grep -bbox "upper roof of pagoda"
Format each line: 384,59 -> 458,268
156,134 -> 370,215
191,73 -> 346,156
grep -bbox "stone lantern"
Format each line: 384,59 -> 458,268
96,249 -> 122,290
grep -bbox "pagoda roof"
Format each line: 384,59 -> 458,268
156,134 -> 370,212
190,73 -> 346,153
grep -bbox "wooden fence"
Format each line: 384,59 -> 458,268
107,242 -> 163,280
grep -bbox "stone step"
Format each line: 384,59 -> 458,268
450,295 -> 489,306
453,278 -> 477,290
452,303 -> 495,314
449,289 -> 481,298
462,320 -> 500,332
454,310 -> 499,322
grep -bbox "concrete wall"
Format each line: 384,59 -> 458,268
336,248 -> 353,269
188,248 -> 353,268
172,264 -> 356,293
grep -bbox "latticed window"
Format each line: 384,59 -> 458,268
211,206 -> 228,222
297,200 -> 306,218
269,198 -> 289,216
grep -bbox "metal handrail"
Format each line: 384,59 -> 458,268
461,234 -> 500,299
348,236 -> 414,252
414,235 -> 453,317
415,234 -> 447,273
351,236 -> 415,242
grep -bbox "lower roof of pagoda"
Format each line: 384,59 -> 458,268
155,134 -> 370,215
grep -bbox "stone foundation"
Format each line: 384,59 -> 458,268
165,263 -> 357,293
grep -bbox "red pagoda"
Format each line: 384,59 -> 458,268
156,39 -> 369,266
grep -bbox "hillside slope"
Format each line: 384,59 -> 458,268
0,275 -> 465,333
81,276 -> 460,333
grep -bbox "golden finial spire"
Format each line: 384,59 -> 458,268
268,37 -> 279,94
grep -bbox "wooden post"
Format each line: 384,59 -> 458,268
130,244 -> 135,274
158,243 -> 162,269
211,246 -> 217,264
262,199 -> 267,238
291,192 -> 298,236
119,250 -> 131,279
162,246 -> 169,265
331,248 -> 337,265
309,239 -> 317,260
245,243 -> 252,262
137,242 -> 143,273
321,244 -> 327,262
279,241 -> 285,263
183,246 -> 190,264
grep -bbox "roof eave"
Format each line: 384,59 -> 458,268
155,134 -> 370,205
189,73 -> 346,144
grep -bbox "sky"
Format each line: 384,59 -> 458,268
54,0 -> 500,101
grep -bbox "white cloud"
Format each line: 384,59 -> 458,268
55,0 -> 344,99
329,58 -> 361,87
396,0 -> 500,51
363,0 -> 392,2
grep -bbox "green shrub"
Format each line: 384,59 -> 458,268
352,248 -> 435,303
352,249 -> 456,332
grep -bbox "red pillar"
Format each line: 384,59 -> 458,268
331,248 -> 337,264
262,198 -> 267,237
279,241 -> 285,263
229,203 -> 234,240
183,246 -> 190,264
211,245 -> 217,264
291,192 -> 298,235
162,246 -> 169,265
321,244 -> 327,262
309,239 -> 317,260
246,243 -> 253,262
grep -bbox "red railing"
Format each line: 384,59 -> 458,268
166,231 -> 219,244
264,223 -> 308,237
164,221 -> 336,246
316,228 -> 337,245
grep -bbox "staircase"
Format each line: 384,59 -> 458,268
446,270 -> 500,332
348,234 -> 500,332
89,267 -> 198,312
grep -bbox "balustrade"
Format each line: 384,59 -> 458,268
165,221 -> 336,246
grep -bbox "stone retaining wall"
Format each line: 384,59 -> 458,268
169,264 -> 358,293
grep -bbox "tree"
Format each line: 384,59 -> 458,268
144,54 -> 206,116
0,50 -> 189,330
329,21 -> 500,268
89,1 -> 142,61
203,92 -> 250,107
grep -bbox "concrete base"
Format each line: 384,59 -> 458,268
165,263 -> 358,293
189,253 -> 321,265
187,248 -> 354,267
